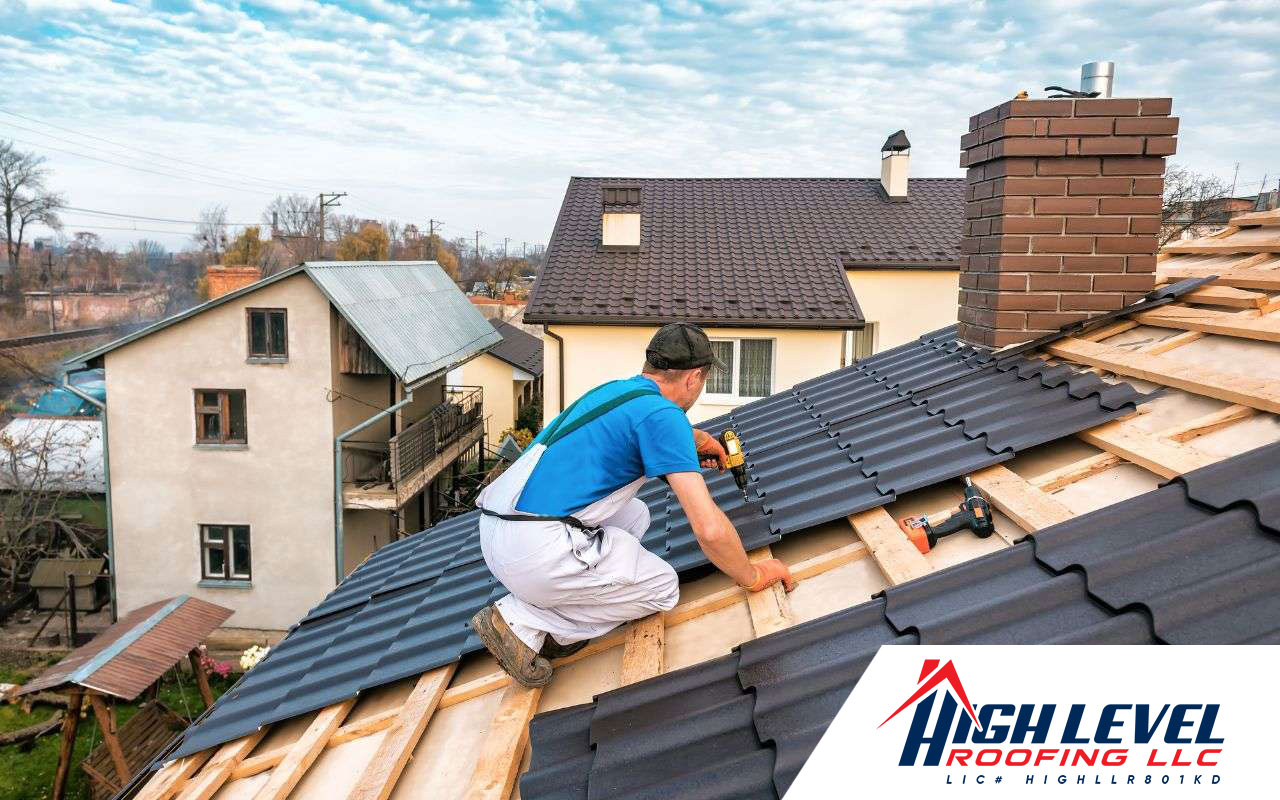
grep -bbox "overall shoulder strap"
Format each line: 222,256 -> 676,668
542,387 -> 660,448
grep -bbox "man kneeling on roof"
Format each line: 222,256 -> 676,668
470,323 -> 796,688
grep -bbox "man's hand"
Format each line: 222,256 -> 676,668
741,558 -> 797,593
692,428 -> 728,470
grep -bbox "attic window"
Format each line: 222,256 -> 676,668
603,187 -> 641,206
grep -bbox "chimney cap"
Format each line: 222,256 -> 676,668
881,130 -> 911,152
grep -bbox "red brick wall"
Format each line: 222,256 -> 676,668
957,97 -> 1177,348
206,265 -> 262,300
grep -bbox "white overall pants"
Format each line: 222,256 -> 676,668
476,442 -> 680,651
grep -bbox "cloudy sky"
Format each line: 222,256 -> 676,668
3,0 -> 1278,252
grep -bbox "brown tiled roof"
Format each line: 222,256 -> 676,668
525,177 -> 965,328
487,319 -> 543,376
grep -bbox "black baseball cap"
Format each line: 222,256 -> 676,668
646,323 -> 727,370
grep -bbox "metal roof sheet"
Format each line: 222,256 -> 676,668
17,595 -> 231,700
304,261 -> 502,386
70,262 -> 499,386
161,328 -> 1147,760
523,441 -> 1280,800
486,320 -> 544,376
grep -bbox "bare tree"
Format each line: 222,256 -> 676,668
0,140 -> 65,290
126,239 -> 167,280
194,204 -> 229,262
1161,165 -> 1231,245
263,193 -> 318,260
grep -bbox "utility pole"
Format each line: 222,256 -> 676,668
503,237 -> 509,258
1230,163 -> 1240,198
318,192 -> 347,256
522,241 -> 527,257
428,219 -> 442,259
474,230 -> 483,262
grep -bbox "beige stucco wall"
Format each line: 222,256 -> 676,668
543,324 -> 845,426
453,352 -> 521,442
845,269 -> 960,352
107,273 -> 338,631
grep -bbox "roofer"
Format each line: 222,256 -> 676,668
470,323 -> 796,688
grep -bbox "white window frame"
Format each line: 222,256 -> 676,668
704,337 -> 777,403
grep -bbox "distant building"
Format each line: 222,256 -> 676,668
448,319 -> 543,441
72,261 -> 501,632
23,286 -> 167,326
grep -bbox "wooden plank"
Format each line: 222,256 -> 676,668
1046,337 -> 1280,414
1156,267 -> 1280,291
251,698 -> 355,800
1138,330 -> 1203,355
230,708 -> 402,781
970,465 -> 1076,533
1159,405 -> 1257,442
1181,285 -> 1267,309
1078,418 -> 1219,479
1080,320 -> 1138,341
463,685 -> 542,800
743,547 -> 794,637
1161,239 -> 1280,255
847,507 -> 931,586
51,692 -> 83,800
176,730 -> 269,800
618,613 -> 665,685
350,665 -> 457,800
132,751 -> 214,800
89,693 -> 133,787
188,650 -> 215,709
1030,453 -> 1124,492
438,541 -> 870,709
1132,306 -> 1280,343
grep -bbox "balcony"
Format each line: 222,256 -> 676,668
342,387 -> 484,511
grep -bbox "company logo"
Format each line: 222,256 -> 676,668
884,658 -> 1224,771
880,658 -> 981,731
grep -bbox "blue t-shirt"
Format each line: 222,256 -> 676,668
515,376 -> 700,516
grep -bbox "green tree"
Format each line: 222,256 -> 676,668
336,222 -> 390,261
224,226 -> 266,265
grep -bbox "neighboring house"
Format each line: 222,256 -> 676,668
0,415 -> 106,528
448,319 -> 543,441
525,132 -> 964,423
71,261 -> 502,632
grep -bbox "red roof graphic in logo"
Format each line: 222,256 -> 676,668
878,658 -> 982,731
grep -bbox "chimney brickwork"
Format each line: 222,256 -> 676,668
206,265 -> 263,299
957,97 -> 1178,348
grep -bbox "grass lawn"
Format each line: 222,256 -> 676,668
0,658 -> 232,800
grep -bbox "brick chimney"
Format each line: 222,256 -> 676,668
206,265 -> 262,299
957,96 -> 1177,347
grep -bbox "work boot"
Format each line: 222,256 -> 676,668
469,605 -> 553,688
539,636 -> 589,660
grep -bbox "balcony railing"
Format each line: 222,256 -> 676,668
387,386 -> 483,498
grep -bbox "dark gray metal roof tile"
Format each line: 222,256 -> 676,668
521,704 -> 594,800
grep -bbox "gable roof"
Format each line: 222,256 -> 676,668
525,177 -> 965,329
72,261 -> 501,388
484,319 -> 543,376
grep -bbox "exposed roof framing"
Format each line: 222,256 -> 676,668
125,213 -> 1280,800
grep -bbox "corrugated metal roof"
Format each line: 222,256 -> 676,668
522,440 -> 1280,800
161,328 -> 1148,760
17,595 -> 232,701
71,262 -> 499,385
304,261 -> 502,387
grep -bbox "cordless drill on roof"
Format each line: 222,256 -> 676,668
898,477 -> 994,554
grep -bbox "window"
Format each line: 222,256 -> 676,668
247,308 -> 288,360
200,524 -> 251,581
706,338 -> 774,400
195,390 -> 247,444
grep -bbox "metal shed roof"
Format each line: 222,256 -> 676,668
71,262 -> 499,387
304,261 -> 502,387
16,595 -> 232,701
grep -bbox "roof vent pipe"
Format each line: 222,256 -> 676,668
1080,61 -> 1114,97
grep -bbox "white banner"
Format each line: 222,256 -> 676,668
787,646 -> 1279,798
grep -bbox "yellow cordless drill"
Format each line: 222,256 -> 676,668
718,429 -> 750,501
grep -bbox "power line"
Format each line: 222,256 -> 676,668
0,108 -> 327,194
62,206 -> 259,226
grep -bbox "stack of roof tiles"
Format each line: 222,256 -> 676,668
162,328 -> 1146,759
525,177 -> 966,327
521,440 -> 1280,800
